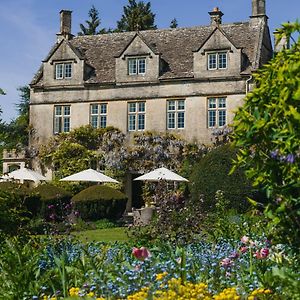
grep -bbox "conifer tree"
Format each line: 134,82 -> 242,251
170,18 -> 178,28
117,0 -> 157,32
78,5 -> 107,35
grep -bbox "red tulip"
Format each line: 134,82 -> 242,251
132,247 -> 151,261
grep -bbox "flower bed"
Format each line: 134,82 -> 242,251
1,235 -> 295,299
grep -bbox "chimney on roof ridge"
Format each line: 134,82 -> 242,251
57,10 -> 73,41
252,0 -> 266,17
209,7 -> 224,26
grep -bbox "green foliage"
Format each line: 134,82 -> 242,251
0,237 -> 41,299
0,88 -> 5,95
117,0 -> 157,32
231,22 -> 300,246
0,190 -> 31,237
78,5 -> 108,35
189,144 -> 254,212
72,185 -> 127,221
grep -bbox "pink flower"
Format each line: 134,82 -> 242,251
229,252 -> 239,259
240,246 -> 248,254
255,248 -> 269,259
241,236 -> 249,244
220,258 -> 233,268
132,247 -> 151,261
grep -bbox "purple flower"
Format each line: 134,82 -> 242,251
285,153 -> 295,164
220,258 -> 233,268
270,149 -> 279,159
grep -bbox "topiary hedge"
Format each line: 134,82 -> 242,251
72,185 -> 127,221
189,144 -> 257,213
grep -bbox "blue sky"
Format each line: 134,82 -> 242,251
0,0 -> 299,122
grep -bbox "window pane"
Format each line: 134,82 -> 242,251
168,101 -> 175,111
138,102 -> 145,112
91,104 -> 98,115
100,104 -> 107,114
208,98 -> 216,109
128,115 -> 136,131
219,110 -> 226,127
54,117 -> 61,133
129,103 -> 136,113
138,58 -> 146,74
128,59 -> 137,75
178,100 -> 185,110
208,110 -> 216,127
138,114 -> 145,130
218,98 -> 226,108
177,112 -> 185,128
63,117 -> 70,132
91,115 -> 98,128
64,63 -> 72,78
208,53 -> 217,69
55,106 -> 62,116
218,53 -> 227,69
168,112 -> 175,129
64,106 -> 70,116
100,116 -> 107,128
55,64 -> 63,79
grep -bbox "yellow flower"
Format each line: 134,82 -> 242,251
156,272 -> 168,281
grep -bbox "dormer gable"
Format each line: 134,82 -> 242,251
193,26 -> 242,78
43,39 -> 85,86
115,32 -> 160,84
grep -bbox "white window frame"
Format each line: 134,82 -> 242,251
90,103 -> 107,129
54,105 -> 71,134
208,97 -> 227,128
128,102 -> 146,131
128,57 -> 146,75
55,62 -> 73,79
208,52 -> 228,70
167,99 -> 185,130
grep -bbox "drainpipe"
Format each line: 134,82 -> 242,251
246,75 -> 253,95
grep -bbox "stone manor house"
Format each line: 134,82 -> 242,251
3,0 -> 273,183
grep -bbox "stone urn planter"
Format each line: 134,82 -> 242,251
133,207 -> 155,225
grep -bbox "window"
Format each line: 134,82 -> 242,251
208,52 -> 227,70
54,105 -> 71,133
55,63 -> 72,79
128,102 -> 145,131
90,103 -> 107,128
167,100 -> 185,129
208,97 -> 226,128
128,58 -> 146,75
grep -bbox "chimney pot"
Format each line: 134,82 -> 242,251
209,7 -> 224,25
252,0 -> 266,17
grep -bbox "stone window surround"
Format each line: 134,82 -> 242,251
167,99 -> 185,130
207,97 -> 227,128
128,101 -> 146,132
127,57 -> 147,75
54,105 -> 71,134
90,103 -> 107,129
207,51 -> 228,70
54,61 -> 73,79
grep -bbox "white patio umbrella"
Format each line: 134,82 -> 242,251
8,167 -> 47,182
59,168 -> 119,183
134,167 -> 188,182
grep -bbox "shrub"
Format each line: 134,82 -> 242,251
189,144 -> 256,212
31,183 -> 72,220
72,185 -> 127,221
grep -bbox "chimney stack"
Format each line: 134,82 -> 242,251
252,0 -> 266,17
209,7 -> 224,26
274,30 -> 290,53
57,10 -> 73,41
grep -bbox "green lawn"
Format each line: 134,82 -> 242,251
73,227 -> 129,243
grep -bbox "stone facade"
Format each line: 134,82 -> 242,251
29,1 -> 272,152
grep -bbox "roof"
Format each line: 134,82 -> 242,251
31,19 -> 269,86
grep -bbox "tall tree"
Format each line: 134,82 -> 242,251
170,18 -> 178,29
117,0 -> 157,32
0,88 -> 5,95
78,5 -> 107,35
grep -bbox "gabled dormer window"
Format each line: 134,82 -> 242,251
128,57 -> 146,75
208,52 -> 227,70
55,62 -> 72,79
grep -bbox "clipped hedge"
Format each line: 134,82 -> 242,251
72,185 -> 127,221
189,144 -> 256,212
31,184 -> 72,219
